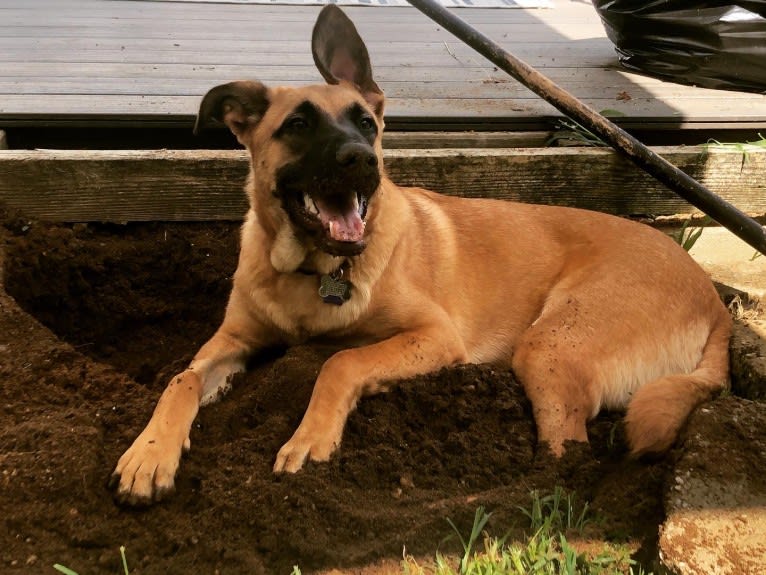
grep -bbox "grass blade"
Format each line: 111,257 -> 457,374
120,546 -> 130,575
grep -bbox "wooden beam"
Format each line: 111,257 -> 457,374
383,131 -> 551,149
0,147 -> 764,222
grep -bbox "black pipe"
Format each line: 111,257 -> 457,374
407,0 -> 766,255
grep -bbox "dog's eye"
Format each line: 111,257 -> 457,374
284,115 -> 309,132
358,116 -> 376,132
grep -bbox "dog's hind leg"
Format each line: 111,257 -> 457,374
511,273 -> 729,457
511,315 -> 594,455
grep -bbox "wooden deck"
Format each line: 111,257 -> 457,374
2,0 -> 766,136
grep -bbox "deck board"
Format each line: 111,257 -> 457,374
1,0 -> 766,132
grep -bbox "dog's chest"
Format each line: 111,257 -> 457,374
255,275 -> 369,342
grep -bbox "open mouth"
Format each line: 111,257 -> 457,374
286,189 -> 371,256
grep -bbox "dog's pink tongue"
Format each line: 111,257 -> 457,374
315,199 -> 365,242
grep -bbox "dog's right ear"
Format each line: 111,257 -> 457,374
312,5 -> 384,118
195,81 -> 270,143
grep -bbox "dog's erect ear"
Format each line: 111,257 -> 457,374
195,81 -> 270,143
312,5 -> 385,118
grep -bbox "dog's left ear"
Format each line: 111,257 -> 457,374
312,5 -> 385,118
195,81 -> 270,145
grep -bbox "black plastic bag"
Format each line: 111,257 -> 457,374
594,0 -> 766,93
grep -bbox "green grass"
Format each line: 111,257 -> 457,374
546,118 -> 608,147
301,489 -> 652,575
53,545 -> 130,575
400,498 -> 651,575
669,215 -> 712,252
446,507 -> 494,574
545,110 -> 626,148
518,487 -> 591,535
703,133 -> 766,155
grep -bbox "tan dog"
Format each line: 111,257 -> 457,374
111,5 -> 731,506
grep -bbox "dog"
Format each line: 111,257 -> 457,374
110,5 -> 731,506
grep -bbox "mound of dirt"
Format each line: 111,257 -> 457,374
1,219 -> 678,574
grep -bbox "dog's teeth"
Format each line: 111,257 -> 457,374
304,194 -> 319,215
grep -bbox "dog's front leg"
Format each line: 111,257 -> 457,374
274,326 -> 467,473
110,329 -> 253,506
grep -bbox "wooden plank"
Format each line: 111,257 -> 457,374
0,94 -> 546,119
0,4 -> 600,28
4,76 -> 765,103
1,147 -> 764,222
0,17 -> 590,31
2,0 -> 766,132
0,23 -> 588,42
0,42 -> 615,68
0,39 -> 613,58
2,60 -> 755,92
3,95 -> 765,128
0,5 -> 592,26
0,15 -> 598,29
0,69 -> 623,88
0,10 -> 601,30
382,131 -> 551,148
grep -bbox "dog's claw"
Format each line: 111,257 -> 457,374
273,425 -> 340,473
110,431 -> 183,506
273,445 -> 309,474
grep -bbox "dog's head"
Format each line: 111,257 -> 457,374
195,5 -> 385,263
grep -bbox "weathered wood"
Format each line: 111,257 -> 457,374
383,131 -> 551,148
5,73 -> 764,101
0,147 -> 764,222
0,42 -> 614,67
4,94 -> 766,132
2,0 -> 766,133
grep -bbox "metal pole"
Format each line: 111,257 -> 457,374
407,0 -> 766,255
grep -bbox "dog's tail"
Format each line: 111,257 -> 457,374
624,310 -> 731,456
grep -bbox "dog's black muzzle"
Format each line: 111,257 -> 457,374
276,125 -> 381,257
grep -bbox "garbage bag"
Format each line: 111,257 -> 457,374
593,0 -> 766,93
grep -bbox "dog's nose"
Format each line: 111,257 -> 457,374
336,143 -> 377,169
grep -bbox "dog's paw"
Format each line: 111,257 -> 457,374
273,425 -> 340,473
109,431 -> 189,506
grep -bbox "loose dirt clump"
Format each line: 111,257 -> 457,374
0,218 -> 687,574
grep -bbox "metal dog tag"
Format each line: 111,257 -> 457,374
319,273 -> 352,305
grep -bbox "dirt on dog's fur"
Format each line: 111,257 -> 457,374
0,218 -> 676,574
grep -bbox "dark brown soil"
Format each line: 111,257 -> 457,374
1,218 -> 677,574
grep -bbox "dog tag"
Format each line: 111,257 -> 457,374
319,273 -> 352,305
